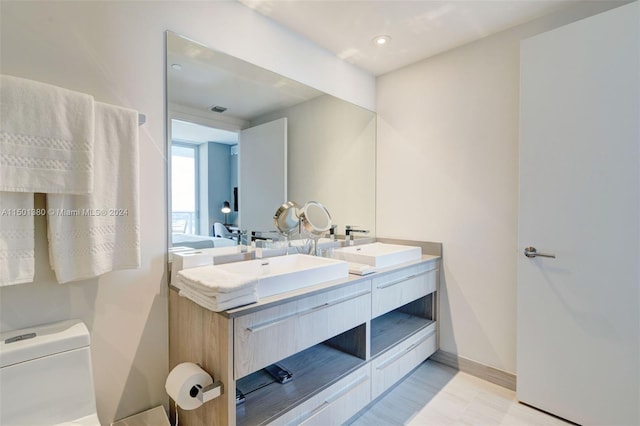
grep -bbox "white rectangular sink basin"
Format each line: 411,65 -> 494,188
333,242 -> 422,268
215,254 -> 349,298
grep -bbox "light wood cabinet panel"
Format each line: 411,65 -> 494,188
267,364 -> 371,426
234,280 -> 371,379
371,324 -> 437,400
372,263 -> 438,318
299,365 -> 370,426
169,290 -> 235,426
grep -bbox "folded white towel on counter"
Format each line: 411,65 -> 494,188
179,287 -> 258,312
0,192 -> 34,286
177,266 -> 258,296
47,102 -> 140,283
176,278 -> 256,303
173,270 -> 257,305
0,74 -> 94,194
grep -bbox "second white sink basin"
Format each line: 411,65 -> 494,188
333,242 -> 422,268
216,254 -> 349,298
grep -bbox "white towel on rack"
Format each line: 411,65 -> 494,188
47,102 -> 140,283
0,192 -> 35,286
177,265 -> 258,296
0,74 -> 94,194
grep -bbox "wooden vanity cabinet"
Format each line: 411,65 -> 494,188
234,280 -> 371,379
169,254 -> 439,426
371,261 -> 438,318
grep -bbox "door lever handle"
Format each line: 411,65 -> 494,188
524,246 -> 556,259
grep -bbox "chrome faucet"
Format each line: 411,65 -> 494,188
345,225 -> 369,246
329,224 -> 337,241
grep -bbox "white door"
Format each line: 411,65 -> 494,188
238,118 -> 287,233
517,3 -> 639,425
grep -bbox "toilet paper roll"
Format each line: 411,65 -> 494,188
165,362 -> 214,410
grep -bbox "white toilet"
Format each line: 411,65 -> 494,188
0,319 -> 100,425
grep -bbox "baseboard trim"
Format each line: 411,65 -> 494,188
430,349 -> 517,391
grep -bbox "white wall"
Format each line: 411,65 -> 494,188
376,0 -> 629,374
0,1 -> 374,423
253,95 -> 376,234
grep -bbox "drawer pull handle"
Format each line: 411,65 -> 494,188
246,290 -> 370,332
376,332 -> 434,370
304,401 -> 330,421
325,374 -> 368,404
292,374 -> 369,425
405,342 -> 418,352
376,271 -> 431,289
312,302 -> 330,310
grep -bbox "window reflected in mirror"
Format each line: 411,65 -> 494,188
171,143 -> 197,235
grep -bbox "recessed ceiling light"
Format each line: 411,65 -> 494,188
171,63 -> 182,70
373,35 -> 391,46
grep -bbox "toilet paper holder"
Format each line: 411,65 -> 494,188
191,381 -> 223,404
166,362 -> 224,410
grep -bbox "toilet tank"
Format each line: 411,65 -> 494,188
0,320 -> 98,426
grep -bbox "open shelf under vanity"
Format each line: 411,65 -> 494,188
236,329 -> 366,426
371,294 -> 435,358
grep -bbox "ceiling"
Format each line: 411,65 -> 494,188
238,0 -> 584,76
169,1 -> 590,143
171,119 -> 239,144
167,31 -> 325,144
167,32 -> 323,123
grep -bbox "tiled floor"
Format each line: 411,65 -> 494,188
348,360 -> 571,426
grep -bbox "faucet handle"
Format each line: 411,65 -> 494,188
344,225 -> 368,246
345,225 -> 369,234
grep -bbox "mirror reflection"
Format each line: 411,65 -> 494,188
167,31 -> 376,250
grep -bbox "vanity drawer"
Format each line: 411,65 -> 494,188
268,364 -> 371,426
234,280 -> 371,379
371,325 -> 437,400
371,263 -> 438,318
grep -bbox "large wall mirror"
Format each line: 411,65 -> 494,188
166,31 -> 376,250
